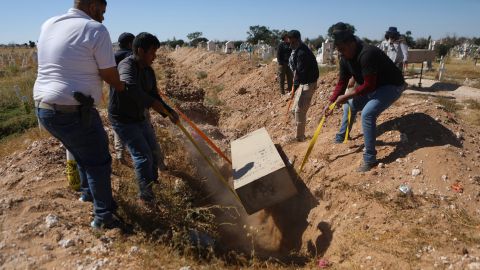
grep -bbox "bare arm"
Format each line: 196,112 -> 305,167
99,67 -> 125,91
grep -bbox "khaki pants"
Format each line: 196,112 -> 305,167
293,82 -> 317,139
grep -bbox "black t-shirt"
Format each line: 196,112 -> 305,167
339,42 -> 404,87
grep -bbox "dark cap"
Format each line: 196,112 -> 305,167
287,30 -> 301,40
118,32 -> 135,49
385,26 -> 400,39
331,22 -> 355,45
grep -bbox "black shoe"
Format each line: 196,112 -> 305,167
356,162 -> 378,172
90,215 -> 124,230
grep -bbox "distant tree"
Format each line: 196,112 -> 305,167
436,44 -> 451,58
187,32 -> 203,42
305,35 -> 325,49
327,23 -> 356,38
160,38 -> 185,48
246,25 -> 275,45
233,40 -> 244,49
472,37 -> 480,46
404,31 -> 415,48
190,37 -> 208,47
415,37 -> 429,49
362,37 -> 380,46
28,40 -> 36,48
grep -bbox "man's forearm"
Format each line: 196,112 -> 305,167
99,67 -> 125,91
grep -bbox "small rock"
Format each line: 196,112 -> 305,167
412,169 -> 422,177
468,262 -> 480,270
365,256 -> 372,261
58,239 -> 75,248
129,246 -> 140,254
179,267 -> 192,270
378,163 -> 385,168
43,244 -> 54,251
442,175 -> 448,181
456,132 -> 463,140
45,214 -> 59,228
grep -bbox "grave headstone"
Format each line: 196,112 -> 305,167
207,40 -> 215,51
225,41 -> 235,54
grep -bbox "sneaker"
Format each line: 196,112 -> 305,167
356,162 -> 379,172
90,216 -> 123,230
78,194 -> 93,202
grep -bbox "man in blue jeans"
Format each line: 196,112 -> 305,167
34,0 -> 126,229
109,32 -> 179,207
324,22 -> 406,172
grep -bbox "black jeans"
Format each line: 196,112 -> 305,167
278,64 -> 293,94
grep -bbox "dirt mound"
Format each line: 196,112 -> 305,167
168,47 -> 480,268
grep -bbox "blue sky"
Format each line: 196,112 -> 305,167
1,0 -> 478,44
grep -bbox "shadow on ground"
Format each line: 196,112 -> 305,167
407,82 -> 461,92
377,112 -> 462,164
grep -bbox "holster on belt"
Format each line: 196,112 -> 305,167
73,92 -> 94,128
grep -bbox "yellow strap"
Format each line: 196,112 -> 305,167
343,105 -> 351,143
176,121 -> 241,203
299,102 -> 336,172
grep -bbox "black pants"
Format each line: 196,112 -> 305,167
278,64 -> 293,95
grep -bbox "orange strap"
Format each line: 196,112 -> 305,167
160,92 -> 232,164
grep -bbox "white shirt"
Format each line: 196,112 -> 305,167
33,8 -> 116,105
379,39 -> 409,64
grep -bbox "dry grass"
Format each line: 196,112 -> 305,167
0,127 -> 50,159
423,58 -> 480,88
435,96 -> 462,113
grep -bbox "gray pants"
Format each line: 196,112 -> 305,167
278,64 -> 293,95
293,82 -> 317,139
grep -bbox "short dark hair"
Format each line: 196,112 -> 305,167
287,30 -> 301,40
74,0 -> 107,7
133,32 -> 160,55
118,32 -> 135,49
331,22 -> 355,45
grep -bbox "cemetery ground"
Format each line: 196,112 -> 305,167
0,47 -> 480,269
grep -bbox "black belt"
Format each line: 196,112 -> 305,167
34,101 -> 80,113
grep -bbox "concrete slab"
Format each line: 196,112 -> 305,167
231,128 -> 297,214
404,78 -> 480,101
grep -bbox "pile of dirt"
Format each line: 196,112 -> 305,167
168,47 -> 480,268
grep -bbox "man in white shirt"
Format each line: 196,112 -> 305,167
34,0 -> 125,230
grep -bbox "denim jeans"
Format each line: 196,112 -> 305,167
111,119 -> 159,201
335,84 -> 404,164
36,107 -> 115,224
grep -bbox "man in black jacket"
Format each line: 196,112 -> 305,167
115,32 -> 135,64
109,32 -> 178,206
276,33 -> 293,95
112,32 -> 134,161
287,30 -> 320,141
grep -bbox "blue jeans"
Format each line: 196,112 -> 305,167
335,84 -> 404,164
111,120 -> 159,201
36,108 -> 115,224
